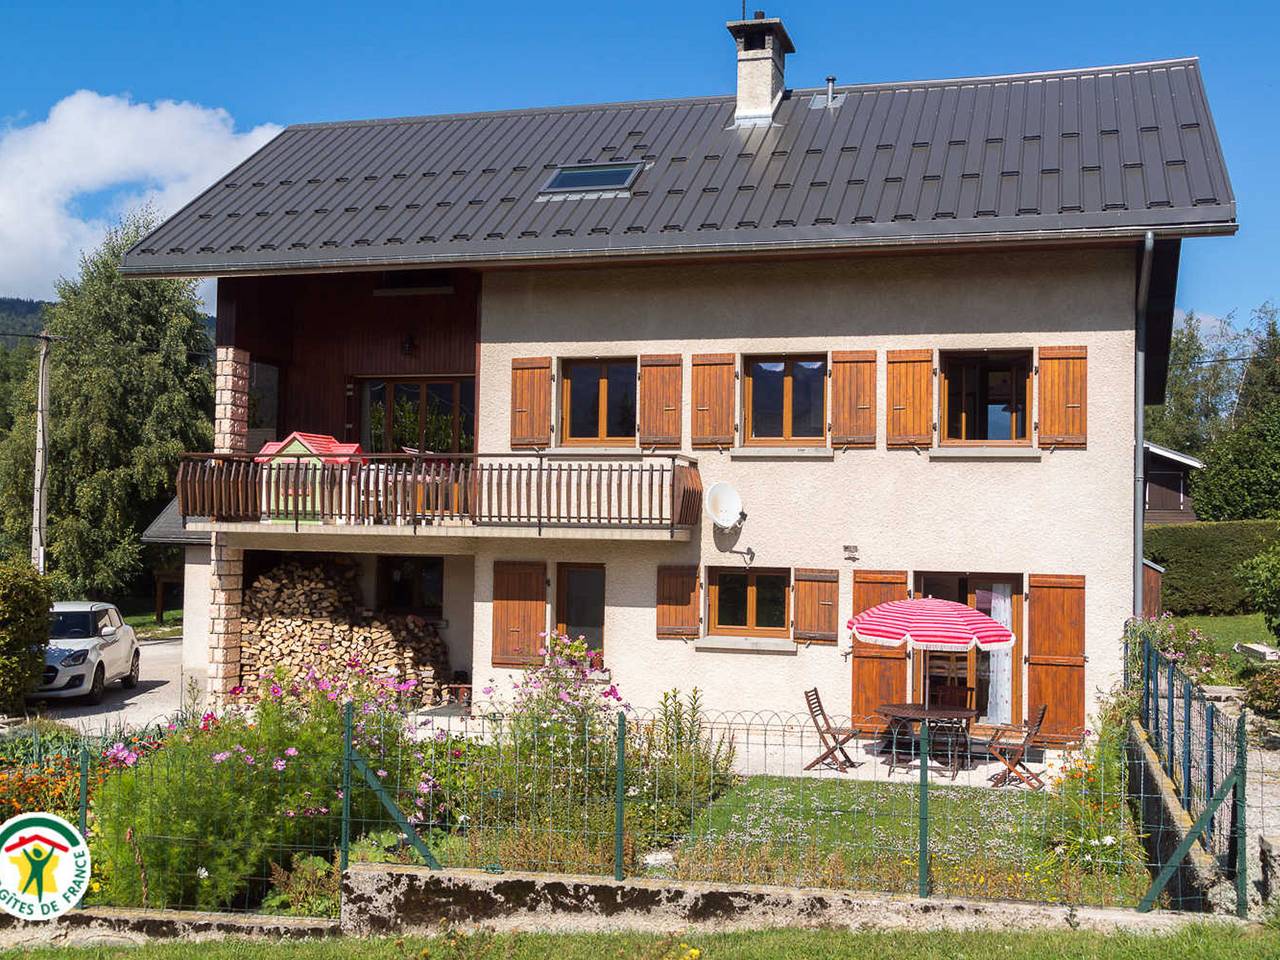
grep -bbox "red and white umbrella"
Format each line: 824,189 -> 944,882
848,597 -> 1014,652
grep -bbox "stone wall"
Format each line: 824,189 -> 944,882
208,345 -> 250,703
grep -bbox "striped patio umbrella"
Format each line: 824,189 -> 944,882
848,597 -> 1014,652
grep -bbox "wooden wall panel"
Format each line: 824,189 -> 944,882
219,271 -> 479,439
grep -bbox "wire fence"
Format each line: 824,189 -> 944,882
0,678 -> 1252,921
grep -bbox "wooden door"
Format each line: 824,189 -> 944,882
851,570 -> 909,726
1026,574 -> 1086,743
492,561 -> 547,667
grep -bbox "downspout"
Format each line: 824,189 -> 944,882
1134,231 -> 1155,618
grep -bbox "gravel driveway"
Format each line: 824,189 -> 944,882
27,638 -> 206,733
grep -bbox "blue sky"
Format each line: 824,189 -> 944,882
1,1 -> 1276,325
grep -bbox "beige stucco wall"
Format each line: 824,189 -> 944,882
470,248 -> 1138,727
182,544 -> 212,672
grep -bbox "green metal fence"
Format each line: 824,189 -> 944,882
0,679 -> 1252,920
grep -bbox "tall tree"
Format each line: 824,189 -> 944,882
1236,301 -> 1280,422
0,210 -> 213,596
1192,398 -> 1280,521
1144,311 -> 1241,457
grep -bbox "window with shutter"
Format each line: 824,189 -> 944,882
793,568 -> 838,643
638,354 -> 683,447
886,349 -> 933,448
830,351 -> 876,447
510,357 -> 552,448
691,354 -> 735,447
1038,346 -> 1087,448
656,565 -> 700,638
492,561 -> 546,667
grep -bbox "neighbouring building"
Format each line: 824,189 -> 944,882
1143,440 -> 1205,524
121,13 -> 1235,741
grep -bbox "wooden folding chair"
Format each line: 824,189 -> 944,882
804,688 -> 862,773
987,704 -> 1048,790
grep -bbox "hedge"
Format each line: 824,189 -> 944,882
0,561 -> 52,714
1145,519 -> 1280,615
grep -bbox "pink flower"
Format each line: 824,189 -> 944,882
273,758 -> 287,771
212,751 -> 231,764
229,685 -> 245,696
285,747 -> 298,757
558,690 -> 573,703
376,769 -> 388,778
244,754 -> 256,765
270,684 -> 284,697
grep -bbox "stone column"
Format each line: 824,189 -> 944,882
208,346 -> 250,704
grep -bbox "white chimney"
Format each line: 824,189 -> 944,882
726,11 -> 795,125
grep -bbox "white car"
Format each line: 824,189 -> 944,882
38,602 -> 140,704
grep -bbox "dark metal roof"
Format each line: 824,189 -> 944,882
141,498 -> 209,546
122,58 -> 1235,277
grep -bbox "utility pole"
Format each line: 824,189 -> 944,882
30,334 -> 51,573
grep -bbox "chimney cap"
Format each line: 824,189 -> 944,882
726,14 -> 795,55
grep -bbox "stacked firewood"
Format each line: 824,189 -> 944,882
238,557 -> 449,701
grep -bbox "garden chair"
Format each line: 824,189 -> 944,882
804,688 -> 863,773
987,704 -> 1048,790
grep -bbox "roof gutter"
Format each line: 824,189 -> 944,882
1134,230 -> 1155,619
119,219 -> 1238,279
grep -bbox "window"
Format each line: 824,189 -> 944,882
561,359 -> 637,444
379,557 -> 445,620
707,567 -> 790,638
744,355 -> 827,444
543,163 -> 641,193
361,378 -> 475,453
556,563 -> 606,664
940,351 -> 1031,444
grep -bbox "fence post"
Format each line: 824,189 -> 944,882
614,711 -> 626,882
918,721 -> 930,898
1205,703 -> 1216,835
1166,661 -> 1175,775
340,701 -> 353,872
1141,638 -> 1150,727
1234,713 -> 1248,919
78,744 -> 89,838
1181,680 -> 1193,809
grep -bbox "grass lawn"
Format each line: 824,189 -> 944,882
8,927 -> 1277,960
1174,613 -> 1272,682
668,775 -> 1149,907
124,607 -> 184,640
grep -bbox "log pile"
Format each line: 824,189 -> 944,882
238,557 -> 449,701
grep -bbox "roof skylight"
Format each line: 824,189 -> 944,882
542,163 -> 641,193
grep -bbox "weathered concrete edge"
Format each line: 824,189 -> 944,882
341,862 -> 1244,936
0,906 -> 339,949
1126,717 -> 1232,912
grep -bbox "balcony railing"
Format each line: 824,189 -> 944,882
176,452 -> 703,535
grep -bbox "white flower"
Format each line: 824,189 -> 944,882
196,867 -> 209,880
1101,835 -> 1117,846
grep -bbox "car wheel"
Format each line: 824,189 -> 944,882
85,664 -> 106,705
122,650 -> 140,689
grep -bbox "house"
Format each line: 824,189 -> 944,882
1144,440 -> 1204,524
121,13 -> 1235,741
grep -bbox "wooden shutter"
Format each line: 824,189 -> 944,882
638,354 -> 682,447
510,357 -> 552,448
492,561 -> 547,667
850,570 -> 909,725
886,349 -> 933,448
1026,574 -> 1086,743
691,354 -> 735,447
793,568 -> 838,643
829,351 -> 876,447
656,565 -> 700,638
1038,346 -> 1087,448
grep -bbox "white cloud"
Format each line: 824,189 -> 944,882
1173,306 -> 1241,347
0,90 -> 281,300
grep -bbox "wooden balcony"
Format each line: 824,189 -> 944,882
176,452 -> 702,540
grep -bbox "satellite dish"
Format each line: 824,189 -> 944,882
705,482 -> 745,530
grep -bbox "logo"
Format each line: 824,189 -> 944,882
0,813 -> 91,920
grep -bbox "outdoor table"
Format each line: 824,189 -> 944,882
876,702 -> 979,778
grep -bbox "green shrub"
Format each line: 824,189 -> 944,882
1192,399 -> 1280,521
0,560 -> 52,713
1145,520 -> 1280,614
1244,668 -> 1280,718
1239,545 -> 1280,641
